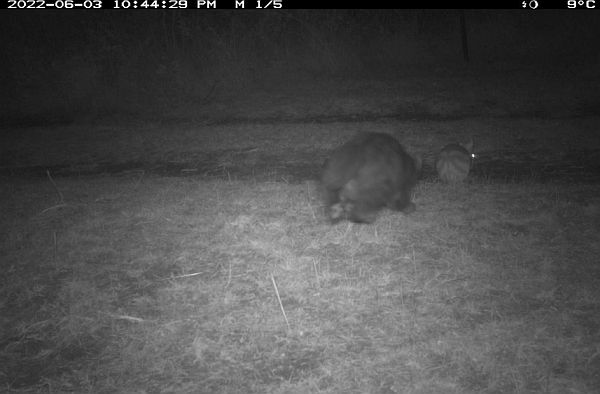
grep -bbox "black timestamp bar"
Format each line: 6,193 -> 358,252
3,0 -> 596,8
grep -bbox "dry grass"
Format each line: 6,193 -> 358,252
1,173 -> 599,393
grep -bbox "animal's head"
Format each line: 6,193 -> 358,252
461,139 -> 477,161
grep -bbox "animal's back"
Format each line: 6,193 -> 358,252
436,142 -> 473,183
322,132 -> 420,223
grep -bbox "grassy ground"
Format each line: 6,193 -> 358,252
2,173 -> 599,393
2,117 -> 600,182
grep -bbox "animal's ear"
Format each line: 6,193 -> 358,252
463,139 -> 473,153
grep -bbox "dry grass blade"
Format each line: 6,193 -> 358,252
271,273 -> 291,333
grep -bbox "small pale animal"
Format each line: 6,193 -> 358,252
321,132 -> 421,224
436,140 -> 475,183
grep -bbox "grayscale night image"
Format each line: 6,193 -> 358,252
1,9 -> 599,393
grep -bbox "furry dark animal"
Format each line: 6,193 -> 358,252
436,140 -> 475,183
321,132 -> 421,224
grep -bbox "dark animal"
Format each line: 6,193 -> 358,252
321,132 -> 421,224
435,140 -> 475,183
